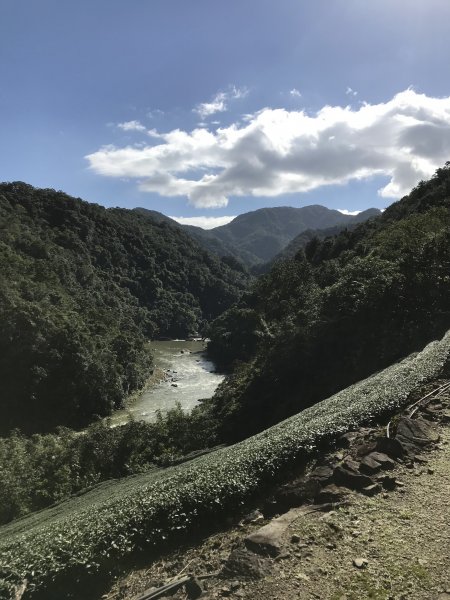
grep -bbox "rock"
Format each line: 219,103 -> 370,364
395,417 -> 440,452
366,452 -> 395,470
361,483 -> 382,496
333,465 -> 374,491
375,436 -> 404,459
309,465 -> 334,483
414,454 -> 428,464
291,534 -> 301,543
428,467 -> 435,475
315,484 -> 348,504
221,548 -> 270,580
185,577 -> 203,599
241,510 -> 264,525
353,558 -> 368,569
275,477 -> 321,508
245,523 -> 284,556
359,455 -> 382,475
342,458 -> 360,472
418,558 -> 427,567
244,508 -> 304,556
441,409 -> 450,423
378,475 -> 397,491
274,551 -> 291,561
339,431 -> 359,447
171,383 -> 178,387
355,441 -> 377,457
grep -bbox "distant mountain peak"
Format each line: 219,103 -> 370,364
135,204 -> 381,269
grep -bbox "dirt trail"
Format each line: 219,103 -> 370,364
105,392 -> 450,600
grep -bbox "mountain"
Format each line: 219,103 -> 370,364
268,208 -> 381,265
135,205 -> 381,269
0,182 -> 248,433
206,165 -> 450,441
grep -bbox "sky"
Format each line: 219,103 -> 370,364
2,1 -> 450,228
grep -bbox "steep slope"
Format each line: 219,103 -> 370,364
259,208 -> 380,272
1,330 -> 449,599
0,183 -> 248,433
135,206 -> 381,269
207,165 -> 450,440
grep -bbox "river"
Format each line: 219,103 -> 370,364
110,340 -> 224,425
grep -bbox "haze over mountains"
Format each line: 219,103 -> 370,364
134,205 -> 381,269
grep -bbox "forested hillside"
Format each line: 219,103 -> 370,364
206,165 -> 450,441
0,183 -> 248,433
135,205 -> 380,270
268,208 -> 380,266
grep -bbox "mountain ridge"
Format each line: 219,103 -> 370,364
134,204 -> 381,268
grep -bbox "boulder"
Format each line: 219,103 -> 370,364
359,455 -> 382,475
395,417 -> 440,454
315,484 -> 348,504
244,522 -> 285,556
275,477 -> 321,508
244,508 -> 303,556
365,452 -> 395,470
333,465 -> 374,491
375,437 -> 404,459
355,441 -> 377,457
309,465 -> 334,484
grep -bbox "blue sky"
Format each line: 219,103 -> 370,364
2,1 -> 450,227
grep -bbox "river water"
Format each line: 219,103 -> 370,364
110,340 -> 224,425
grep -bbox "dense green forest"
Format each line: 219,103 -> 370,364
0,167 -> 449,527
0,183 -> 248,433
206,164 -> 450,440
135,205 -> 380,270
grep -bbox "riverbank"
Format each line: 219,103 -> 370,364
110,340 -> 224,426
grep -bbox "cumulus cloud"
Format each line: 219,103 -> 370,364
169,215 -> 236,229
194,85 -> 248,119
346,87 -> 358,96
290,88 -> 302,98
87,90 -> 450,208
117,120 -> 146,132
338,209 -> 362,216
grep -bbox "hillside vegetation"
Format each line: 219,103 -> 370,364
207,165 -> 450,440
1,330 -> 449,599
0,183 -> 248,433
135,205 -> 380,270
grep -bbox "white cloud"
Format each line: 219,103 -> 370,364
147,109 -> 164,119
194,85 -> 248,119
290,88 -> 302,98
87,90 -> 450,208
117,120 -> 146,132
169,215 -> 236,229
337,209 -> 362,216
346,87 -> 358,97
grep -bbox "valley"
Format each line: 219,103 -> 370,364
0,165 -> 450,599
